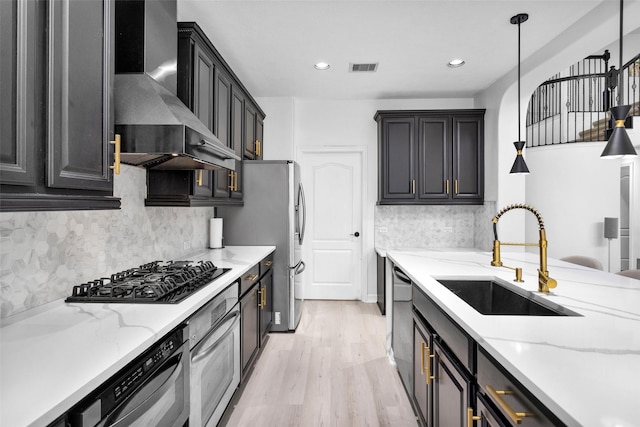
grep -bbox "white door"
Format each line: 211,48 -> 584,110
301,150 -> 363,300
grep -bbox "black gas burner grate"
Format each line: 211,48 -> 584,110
66,260 -> 230,304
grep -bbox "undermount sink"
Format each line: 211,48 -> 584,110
435,278 -> 580,316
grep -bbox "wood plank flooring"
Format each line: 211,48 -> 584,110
225,300 -> 418,427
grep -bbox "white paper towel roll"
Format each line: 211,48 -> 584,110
209,218 -> 223,249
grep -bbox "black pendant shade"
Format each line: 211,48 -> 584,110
601,105 -> 637,158
510,141 -> 530,174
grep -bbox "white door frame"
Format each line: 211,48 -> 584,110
298,146 -> 368,301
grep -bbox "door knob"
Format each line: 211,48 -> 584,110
351,232 -> 360,237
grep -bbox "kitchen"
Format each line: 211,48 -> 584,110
2,0 -> 640,426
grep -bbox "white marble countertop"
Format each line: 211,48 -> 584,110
385,249 -> 640,427
0,246 -> 275,427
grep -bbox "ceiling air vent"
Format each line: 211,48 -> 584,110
349,63 -> 378,73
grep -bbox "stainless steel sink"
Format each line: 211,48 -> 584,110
435,278 -> 580,316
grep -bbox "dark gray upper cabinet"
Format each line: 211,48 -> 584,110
146,22 -> 264,206
0,0 -> 120,212
375,110 -> 485,205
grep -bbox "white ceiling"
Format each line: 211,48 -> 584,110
176,0 -> 624,100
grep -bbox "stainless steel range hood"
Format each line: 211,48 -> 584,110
114,0 -> 238,170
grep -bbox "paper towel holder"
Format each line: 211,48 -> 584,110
210,218 -> 225,249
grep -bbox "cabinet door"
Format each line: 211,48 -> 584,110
433,341 -> 472,427
192,170 -> 213,198
241,285 -> 259,376
215,70 -> 231,148
47,0 -> 113,191
474,393 -> 509,427
230,160 -> 243,200
255,114 -> 264,160
244,102 -> 257,159
259,269 -> 273,345
0,0 -> 36,187
452,115 -> 484,201
231,89 -> 244,158
192,42 -> 215,132
418,116 -> 451,201
380,117 -> 415,201
414,318 -> 434,427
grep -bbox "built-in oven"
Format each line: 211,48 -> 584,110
68,326 -> 189,427
188,281 -> 240,427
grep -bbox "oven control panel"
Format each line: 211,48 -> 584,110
113,333 -> 179,400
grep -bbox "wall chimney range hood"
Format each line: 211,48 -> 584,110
114,0 -> 238,171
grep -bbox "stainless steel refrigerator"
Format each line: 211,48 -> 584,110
218,160 -> 306,332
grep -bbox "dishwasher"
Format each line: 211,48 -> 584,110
391,264 -> 413,395
187,281 -> 240,427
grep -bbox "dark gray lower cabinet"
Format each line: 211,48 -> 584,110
409,283 -> 565,427
413,315 -> 433,426
432,340 -> 472,426
258,269 -> 273,346
241,283 -> 259,379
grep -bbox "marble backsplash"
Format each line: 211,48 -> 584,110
0,165 -> 214,319
375,203 -> 496,251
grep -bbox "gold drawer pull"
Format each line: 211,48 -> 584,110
467,408 -> 482,427
486,385 -> 533,424
245,273 -> 258,281
109,134 -> 121,175
264,260 -> 272,267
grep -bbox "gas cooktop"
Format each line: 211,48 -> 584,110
66,260 -> 230,304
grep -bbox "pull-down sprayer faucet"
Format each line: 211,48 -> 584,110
491,204 -> 557,293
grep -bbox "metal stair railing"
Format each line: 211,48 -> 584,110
526,52 -> 639,148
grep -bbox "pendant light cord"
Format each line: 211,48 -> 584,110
618,0 -> 624,107
518,19 -> 521,141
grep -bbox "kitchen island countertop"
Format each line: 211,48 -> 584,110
0,245 -> 275,427
386,249 -> 640,427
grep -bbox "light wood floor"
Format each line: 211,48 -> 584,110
225,300 -> 418,427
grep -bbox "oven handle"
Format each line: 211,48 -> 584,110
101,351 -> 185,426
192,309 -> 240,363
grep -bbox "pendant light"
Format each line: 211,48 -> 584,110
601,0 -> 637,159
510,13 -> 530,174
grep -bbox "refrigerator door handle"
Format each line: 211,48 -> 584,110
290,259 -> 306,275
296,183 -> 307,245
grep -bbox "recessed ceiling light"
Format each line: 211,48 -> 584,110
447,59 -> 465,68
314,62 -> 330,70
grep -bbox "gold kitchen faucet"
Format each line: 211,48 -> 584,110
491,204 -> 557,293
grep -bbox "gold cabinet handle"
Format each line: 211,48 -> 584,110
255,139 -> 261,157
412,179 -> 416,194
109,134 -> 121,175
264,260 -> 272,267
445,179 -> 449,195
486,385 -> 533,424
228,171 -> 234,190
196,170 -> 203,187
261,285 -> 267,307
233,171 -> 238,191
467,408 -> 482,427
455,179 -> 459,195
420,341 -> 436,385
258,287 -> 264,308
244,273 -> 258,281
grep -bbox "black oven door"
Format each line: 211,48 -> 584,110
101,342 -> 189,427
